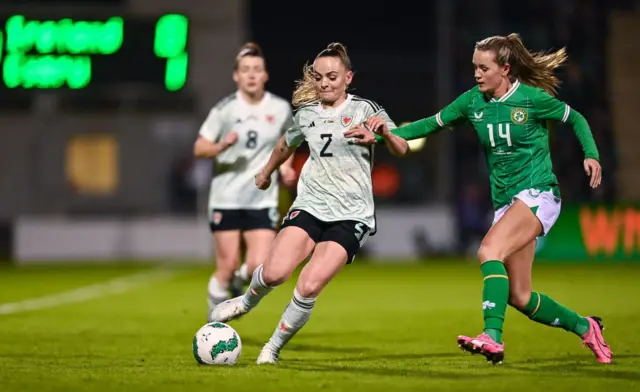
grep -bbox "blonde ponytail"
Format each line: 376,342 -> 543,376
292,63 -> 318,107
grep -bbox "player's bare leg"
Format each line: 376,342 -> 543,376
458,200 -> 539,364
507,241 -> 612,363
230,229 -> 276,297
210,226 -> 315,323
257,240 -> 348,364
505,240 -> 535,310
207,231 -> 241,316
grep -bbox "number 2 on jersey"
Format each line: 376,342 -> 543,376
320,133 -> 333,157
487,124 -> 512,148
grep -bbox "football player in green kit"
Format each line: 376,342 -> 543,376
345,33 -> 612,365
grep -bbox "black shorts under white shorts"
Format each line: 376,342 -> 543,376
209,207 -> 280,232
279,209 -> 371,263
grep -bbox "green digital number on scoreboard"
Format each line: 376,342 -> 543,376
0,13 -> 189,91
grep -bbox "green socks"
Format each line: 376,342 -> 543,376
479,261 -> 591,343
519,292 -> 590,337
481,261 -> 510,344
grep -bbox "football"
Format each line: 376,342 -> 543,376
192,322 -> 242,365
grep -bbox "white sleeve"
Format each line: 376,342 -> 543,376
376,108 -> 397,131
285,112 -> 305,148
198,107 -> 223,142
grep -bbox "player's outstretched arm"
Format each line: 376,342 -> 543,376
374,89 -> 474,143
256,136 -> 297,190
379,116 -> 441,142
344,118 -> 409,156
368,116 -> 409,156
535,90 -> 601,188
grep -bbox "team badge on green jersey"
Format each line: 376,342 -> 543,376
511,108 -> 528,125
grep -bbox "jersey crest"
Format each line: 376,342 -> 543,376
511,108 -> 528,125
341,115 -> 353,127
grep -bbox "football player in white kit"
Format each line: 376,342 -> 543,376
194,42 -> 297,317
210,43 -> 410,363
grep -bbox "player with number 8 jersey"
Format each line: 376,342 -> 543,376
194,43 -> 297,320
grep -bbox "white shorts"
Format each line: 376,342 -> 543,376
492,189 -> 561,236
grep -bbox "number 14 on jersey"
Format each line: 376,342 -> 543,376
487,124 -> 512,147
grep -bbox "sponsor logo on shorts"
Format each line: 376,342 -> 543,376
213,211 -> 223,225
288,211 -> 300,220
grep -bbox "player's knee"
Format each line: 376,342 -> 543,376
215,255 -> 240,281
508,290 -> 531,310
260,264 -> 290,287
216,253 -> 240,269
296,279 -> 323,298
477,242 -> 506,263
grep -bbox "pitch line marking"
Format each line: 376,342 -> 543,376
0,267 -> 180,315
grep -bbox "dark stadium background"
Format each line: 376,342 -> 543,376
0,1 -> 638,390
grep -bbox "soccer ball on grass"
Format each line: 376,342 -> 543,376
192,322 -> 242,365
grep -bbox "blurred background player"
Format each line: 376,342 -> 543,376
210,42 -> 409,363
193,42 -> 297,317
354,33 -> 612,365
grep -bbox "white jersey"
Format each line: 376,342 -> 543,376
199,91 -> 293,210
285,94 -> 396,231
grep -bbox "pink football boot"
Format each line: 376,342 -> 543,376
582,317 -> 612,364
457,333 -> 505,365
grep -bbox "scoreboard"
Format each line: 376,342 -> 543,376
0,13 -> 189,91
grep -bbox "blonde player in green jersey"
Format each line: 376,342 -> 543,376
210,42 -> 409,364
348,33 -> 612,365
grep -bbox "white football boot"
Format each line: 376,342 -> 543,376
256,343 -> 279,364
208,296 -> 248,323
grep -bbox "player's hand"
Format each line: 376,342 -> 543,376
584,158 -> 602,189
279,165 -> 297,187
222,132 -> 238,149
365,116 -> 390,136
255,170 -> 272,190
343,124 -> 376,144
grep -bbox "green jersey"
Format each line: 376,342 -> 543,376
384,80 -> 600,209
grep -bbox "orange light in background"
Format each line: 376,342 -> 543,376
289,149 -> 400,197
66,134 -> 119,195
292,150 -> 309,179
372,163 -> 400,197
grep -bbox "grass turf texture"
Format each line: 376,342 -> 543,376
0,261 -> 638,391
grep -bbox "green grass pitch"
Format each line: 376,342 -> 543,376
0,260 -> 638,391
